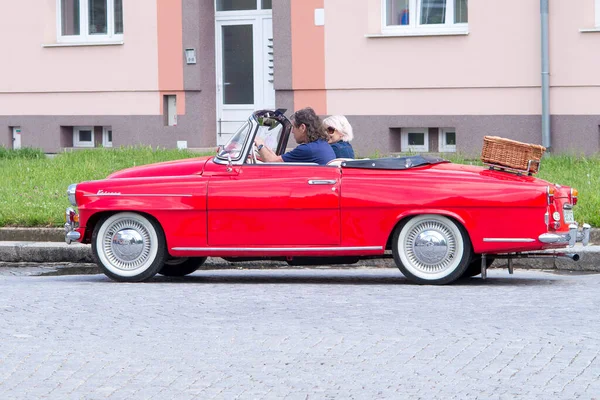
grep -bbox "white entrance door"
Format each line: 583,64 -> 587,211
215,14 -> 274,146
12,127 -> 21,149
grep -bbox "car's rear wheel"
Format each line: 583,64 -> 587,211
158,257 -> 207,277
92,212 -> 167,282
392,214 -> 471,285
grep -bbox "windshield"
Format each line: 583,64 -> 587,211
217,120 -> 253,161
255,122 -> 283,152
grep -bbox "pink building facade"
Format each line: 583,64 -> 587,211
1,0 -> 599,156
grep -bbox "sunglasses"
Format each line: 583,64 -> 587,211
326,126 -> 335,134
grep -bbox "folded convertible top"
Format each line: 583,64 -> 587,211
340,155 -> 449,170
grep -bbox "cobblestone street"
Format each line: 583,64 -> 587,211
0,268 -> 599,399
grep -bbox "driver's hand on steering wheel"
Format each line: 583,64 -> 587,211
254,137 -> 266,161
254,137 -> 265,148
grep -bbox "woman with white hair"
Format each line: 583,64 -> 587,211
323,115 -> 355,158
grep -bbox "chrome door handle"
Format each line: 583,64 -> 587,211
308,180 -> 337,185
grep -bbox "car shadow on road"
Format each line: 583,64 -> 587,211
34,266 -> 581,286
141,270 -> 569,287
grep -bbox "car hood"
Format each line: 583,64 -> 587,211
107,156 -> 212,179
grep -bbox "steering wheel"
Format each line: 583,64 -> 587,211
246,144 -> 264,164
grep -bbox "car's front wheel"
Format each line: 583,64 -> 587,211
392,214 -> 471,285
158,257 -> 207,277
92,212 -> 167,282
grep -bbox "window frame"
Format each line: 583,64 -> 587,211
382,0 -> 468,36
438,128 -> 456,153
401,128 -> 429,152
102,126 -> 113,148
215,0 -> 272,13
73,126 -> 95,148
57,0 -> 123,44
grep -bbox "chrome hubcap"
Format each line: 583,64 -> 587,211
103,220 -> 152,271
405,221 -> 457,273
112,229 -> 144,262
413,230 -> 448,264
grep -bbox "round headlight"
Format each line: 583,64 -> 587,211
67,184 -> 77,206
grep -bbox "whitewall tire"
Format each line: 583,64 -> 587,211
392,214 -> 471,285
92,212 -> 167,282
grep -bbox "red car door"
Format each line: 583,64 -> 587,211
207,164 -> 341,246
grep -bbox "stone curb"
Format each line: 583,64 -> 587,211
0,228 -> 66,242
0,227 -> 65,243
0,241 -> 598,272
0,242 -> 93,263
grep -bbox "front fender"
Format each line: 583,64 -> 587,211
75,176 -> 209,249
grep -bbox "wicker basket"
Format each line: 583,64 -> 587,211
481,136 -> 546,174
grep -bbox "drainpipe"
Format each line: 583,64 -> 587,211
541,0 -> 551,150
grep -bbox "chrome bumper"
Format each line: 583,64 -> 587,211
64,207 -> 81,244
538,223 -> 591,246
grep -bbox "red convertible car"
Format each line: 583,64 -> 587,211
64,109 -> 590,284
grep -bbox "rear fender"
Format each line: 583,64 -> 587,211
385,209 -> 470,250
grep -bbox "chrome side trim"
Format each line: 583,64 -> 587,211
483,238 -> 536,243
171,246 -> 383,252
85,193 -> 193,197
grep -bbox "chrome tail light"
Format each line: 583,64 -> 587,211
570,188 -> 578,205
546,185 -> 555,206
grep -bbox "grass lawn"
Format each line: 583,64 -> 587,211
0,147 -> 209,227
1,147 -> 598,227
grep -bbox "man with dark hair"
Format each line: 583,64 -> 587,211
254,107 -> 335,165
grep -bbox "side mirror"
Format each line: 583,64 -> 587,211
226,153 -> 232,172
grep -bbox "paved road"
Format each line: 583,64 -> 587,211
0,267 -> 599,399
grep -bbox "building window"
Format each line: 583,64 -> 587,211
401,128 -> 428,152
73,126 -> 95,147
383,0 -> 468,35
102,126 -> 113,147
439,128 -> 456,152
164,95 -> 177,126
58,0 -> 123,43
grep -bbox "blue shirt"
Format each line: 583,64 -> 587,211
281,139 -> 336,165
330,141 -> 355,158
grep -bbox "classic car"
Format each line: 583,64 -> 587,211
64,109 -> 590,285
